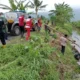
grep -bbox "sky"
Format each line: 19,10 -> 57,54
0,0 -> 80,12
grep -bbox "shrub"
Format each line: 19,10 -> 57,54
64,23 -> 72,34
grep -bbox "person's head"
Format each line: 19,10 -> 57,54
64,34 -> 68,38
28,16 -> 31,18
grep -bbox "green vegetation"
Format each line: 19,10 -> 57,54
0,0 -> 30,11
29,0 -> 47,18
49,2 -> 73,26
0,32 -> 79,80
49,2 -> 73,36
72,21 -> 80,34
72,21 -> 80,28
0,0 -> 80,80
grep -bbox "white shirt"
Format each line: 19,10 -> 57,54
60,37 -> 67,46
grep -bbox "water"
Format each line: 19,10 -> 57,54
71,31 -> 80,53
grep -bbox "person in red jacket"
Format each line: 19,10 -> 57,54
38,18 -> 42,32
25,16 -> 32,40
19,14 -> 24,38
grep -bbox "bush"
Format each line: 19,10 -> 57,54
64,23 -> 72,34
54,24 -> 72,35
52,33 -> 57,39
72,21 -> 80,28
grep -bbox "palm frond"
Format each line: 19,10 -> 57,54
49,10 -> 54,12
24,1 -> 30,8
38,1 -> 43,6
39,4 -> 47,8
0,6 -> 12,10
0,4 -> 12,10
21,0 -> 26,3
9,0 -> 17,10
15,0 -> 18,4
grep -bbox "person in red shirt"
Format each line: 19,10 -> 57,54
25,16 -> 32,40
19,14 -> 24,38
38,18 -> 42,32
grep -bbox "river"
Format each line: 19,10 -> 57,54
71,31 -> 80,79
71,31 -> 80,53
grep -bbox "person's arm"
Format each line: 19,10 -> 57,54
68,38 -> 80,47
24,19 -> 26,24
67,38 -> 75,43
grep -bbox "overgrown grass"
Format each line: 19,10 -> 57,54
0,30 -> 80,80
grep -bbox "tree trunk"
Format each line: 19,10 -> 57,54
35,8 -> 38,20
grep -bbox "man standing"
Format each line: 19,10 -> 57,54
38,18 -> 42,32
1,13 -> 8,40
0,13 -> 6,48
44,24 -> 50,34
60,34 -> 68,55
25,16 -> 32,40
19,14 -> 25,38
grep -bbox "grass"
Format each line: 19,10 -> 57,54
0,28 -> 80,80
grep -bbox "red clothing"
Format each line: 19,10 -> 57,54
26,28 -> 30,40
26,19 -> 32,29
19,16 -> 24,26
38,18 -> 42,27
25,18 -> 32,40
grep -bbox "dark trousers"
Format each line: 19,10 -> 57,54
20,26 -> 24,38
61,45 -> 65,54
5,32 -> 8,40
0,32 -> 6,45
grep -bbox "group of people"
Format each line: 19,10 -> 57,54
19,14 -> 42,40
0,12 -> 80,64
0,12 -> 80,57
0,12 -> 42,47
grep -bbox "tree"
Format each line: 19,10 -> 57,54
49,13 -> 56,25
49,2 -> 73,26
29,0 -> 47,19
0,0 -> 30,11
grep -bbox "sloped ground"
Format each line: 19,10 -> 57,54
0,31 -> 80,80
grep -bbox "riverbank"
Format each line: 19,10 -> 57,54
73,27 -> 80,35
0,31 -> 80,80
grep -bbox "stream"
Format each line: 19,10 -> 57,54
71,31 -> 80,79
71,31 -> 80,53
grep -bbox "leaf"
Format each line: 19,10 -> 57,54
39,4 -> 47,8
0,7 -> 12,10
15,0 -> 18,4
0,4 -> 11,9
9,0 -> 17,10
0,4 -> 12,11
24,1 -> 30,8
49,10 -> 54,12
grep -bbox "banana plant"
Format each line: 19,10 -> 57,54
29,0 -> 47,19
0,0 -> 30,11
